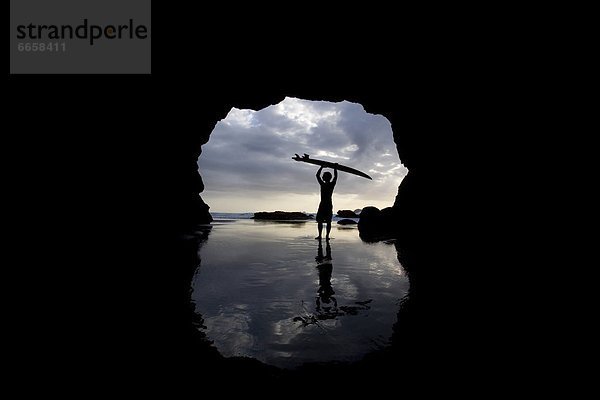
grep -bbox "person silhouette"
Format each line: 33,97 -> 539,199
315,164 -> 338,240
315,239 -> 337,314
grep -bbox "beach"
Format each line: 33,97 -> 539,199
192,215 -> 409,369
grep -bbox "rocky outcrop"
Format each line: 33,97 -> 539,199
336,210 -> 360,218
337,219 -> 358,225
253,211 -> 313,221
357,207 -> 398,241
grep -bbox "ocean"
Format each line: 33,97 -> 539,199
210,212 -> 360,223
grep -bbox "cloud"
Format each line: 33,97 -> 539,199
198,97 -> 408,212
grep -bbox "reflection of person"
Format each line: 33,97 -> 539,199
315,240 -> 337,312
315,164 -> 338,240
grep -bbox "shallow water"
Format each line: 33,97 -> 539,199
192,219 -> 409,369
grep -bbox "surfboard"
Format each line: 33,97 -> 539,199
292,153 -> 372,180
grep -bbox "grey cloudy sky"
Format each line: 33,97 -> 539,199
198,97 -> 408,213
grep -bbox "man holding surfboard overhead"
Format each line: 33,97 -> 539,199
315,164 -> 338,240
292,153 -> 371,240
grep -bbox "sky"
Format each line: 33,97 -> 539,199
198,97 -> 408,213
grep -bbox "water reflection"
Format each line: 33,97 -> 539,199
193,220 -> 409,368
316,240 -> 337,314
293,238 -> 373,328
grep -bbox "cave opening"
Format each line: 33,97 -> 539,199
197,96 -> 408,216
187,97 -> 413,369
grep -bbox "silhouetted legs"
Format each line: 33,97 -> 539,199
316,222 -> 332,240
316,222 -> 323,240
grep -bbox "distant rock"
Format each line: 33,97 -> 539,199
337,219 -> 358,225
353,209 -> 363,216
253,211 -> 313,220
336,209 -> 360,218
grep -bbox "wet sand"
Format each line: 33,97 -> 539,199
192,219 -> 409,369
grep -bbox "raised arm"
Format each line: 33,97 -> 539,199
316,166 -> 324,184
332,164 -> 338,185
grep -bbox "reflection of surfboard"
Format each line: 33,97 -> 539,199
292,153 -> 372,180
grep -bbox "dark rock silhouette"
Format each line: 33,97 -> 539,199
358,167 -> 417,240
253,211 -> 313,220
337,219 -> 358,225
336,209 -> 360,218
357,206 -> 398,241
6,9 -> 469,393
